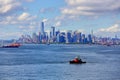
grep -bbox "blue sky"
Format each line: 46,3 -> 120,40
0,0 -> 120,39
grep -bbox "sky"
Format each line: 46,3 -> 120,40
0,0 -> 120,39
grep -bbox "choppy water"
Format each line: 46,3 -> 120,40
0,44 -> 120,80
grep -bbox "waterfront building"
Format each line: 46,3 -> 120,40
88,34 -> 92,43
18,21 -> 120,44
66,30 -> 72,43
56,33 -> 60,43
51,26 -> 55,38
72,31 -> 77,43
41,22 -> 45,36
20,35 -> 33,43
49,26 -> 56,42
76,32 -> 82,43
56,30 -> 60,37
50,31 -> 52,38
81,34 -> 86,43
57,32 -> 66,43
38,32 -> 42,43
32,33 -> 39,43
41,32 -> 48,43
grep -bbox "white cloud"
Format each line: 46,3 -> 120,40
95,24 -> 120,37
55,21 -> 61,27
42,18 -> 48,22
49,0 -> 120,28
17,12 -> 37,22
18,12 -> 30,21
0,0 -> 22,15
0,0 -> 36,24
47,0 -> 120,30
99,24 -> 120,32
0,0 -> 38,39
0,12 -> 37,25
61,7 -> 95,15
62,0 -> 120,16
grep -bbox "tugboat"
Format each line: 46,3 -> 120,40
69,56 -> 86,64
2,43 -> 21,48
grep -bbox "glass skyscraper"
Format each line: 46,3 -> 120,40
41,22 -> 45,36
51,26 -> 55,38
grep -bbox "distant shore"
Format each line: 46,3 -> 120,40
21,43 -> 120,46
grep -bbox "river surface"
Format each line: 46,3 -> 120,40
0,44 -> 120,80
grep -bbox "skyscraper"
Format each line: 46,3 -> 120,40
66,30 -> 72,43
51,26 -> 55,38
82,34 -> 86,43
32,33 -> 38,43
41,22 -> 45,36
88,34 -> 92,43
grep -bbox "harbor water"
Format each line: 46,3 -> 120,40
0,44 -> 120,80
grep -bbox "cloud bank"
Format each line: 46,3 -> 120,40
0,0 -> 38,39
62,0 -> 120,16
0,0 -> 120,39
96,24 -> 120,37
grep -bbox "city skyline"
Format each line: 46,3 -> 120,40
0,0 -> 120,39
17,22 -> 120,45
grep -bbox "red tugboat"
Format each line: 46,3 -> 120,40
2,43 -> 21,48
69,56 -> 86,64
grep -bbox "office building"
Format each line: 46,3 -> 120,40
66,30 -> 72,43
41,22 -> 45,36
51,26 -> 55,38
88,34 -> 92,43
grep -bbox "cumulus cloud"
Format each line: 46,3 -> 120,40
42,18 -> 48,22
0,0 -> 36,26
0,15 -> 17,25
95,24 -> 120,37
55,21 -> 61,27
0,12 -> 37,25
99,24 -> 120,32
62,0 -> 120,16
0,0 -> 38,39
18,12 -> 30,21
0,0 -> 23,16
0,0 -> 36,25
47,0 -> 120,30
49,0 -> 120,28
18,12 -> 36,21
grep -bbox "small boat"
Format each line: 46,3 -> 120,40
1,43 -> 21,48
69,60 -> 86,64
69,56 -> 86,64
